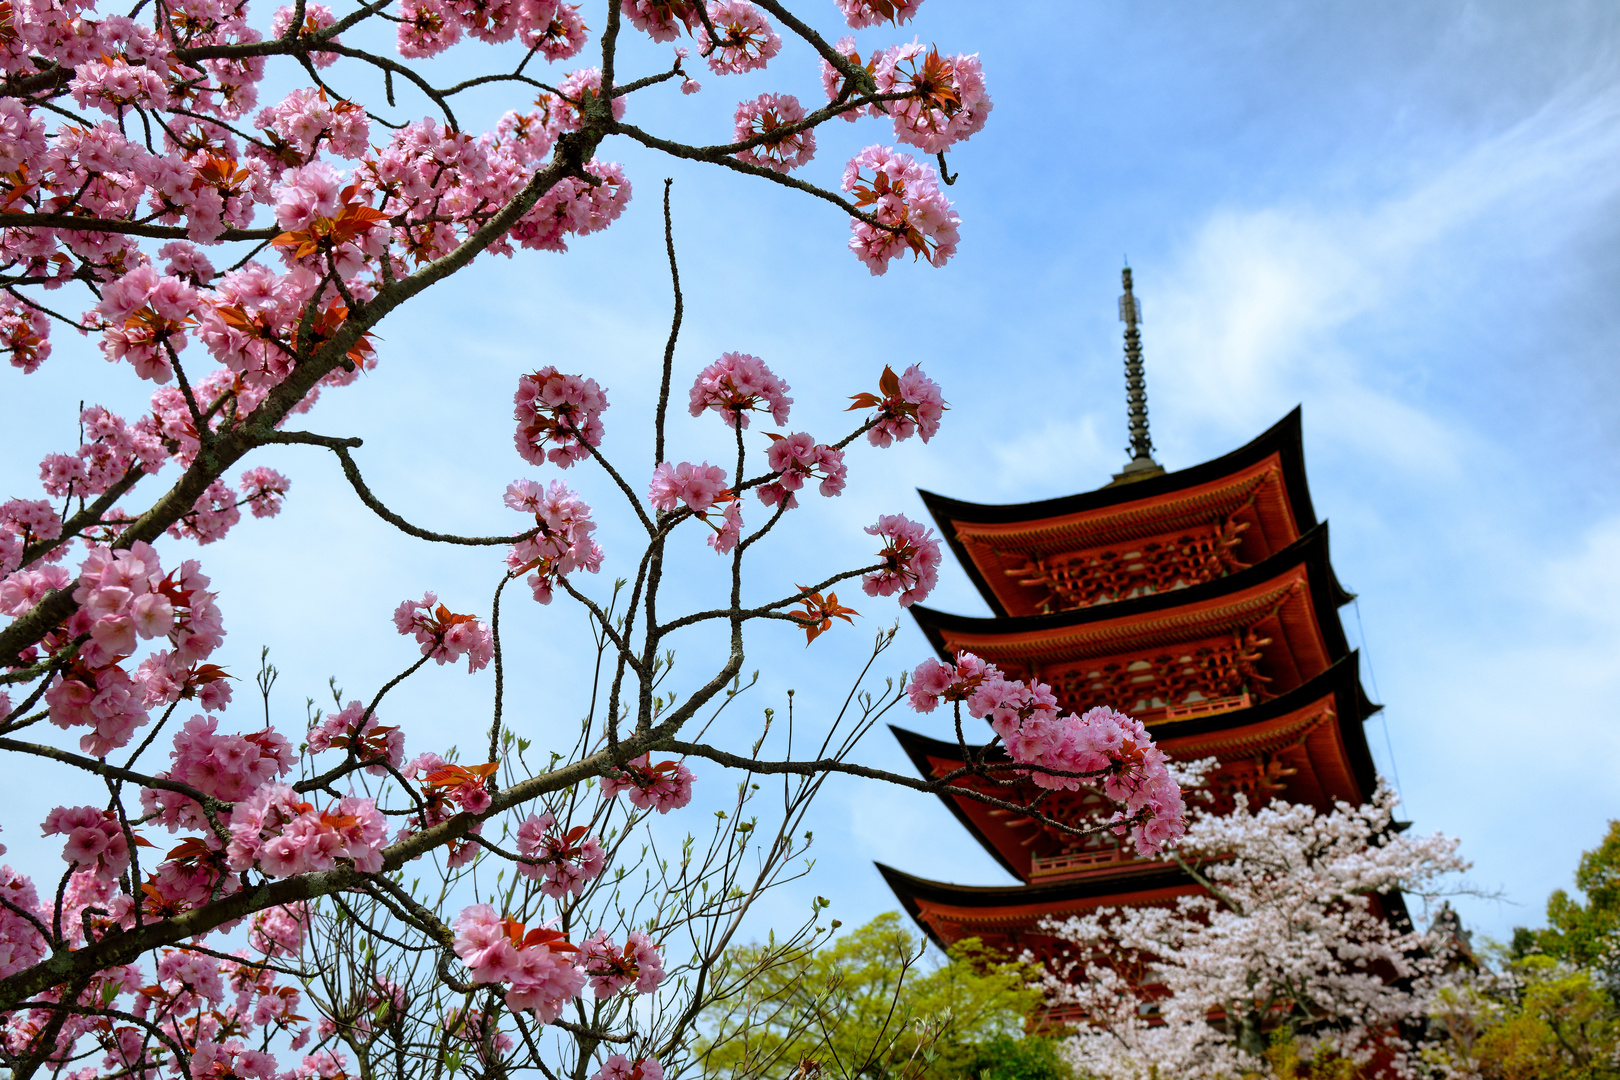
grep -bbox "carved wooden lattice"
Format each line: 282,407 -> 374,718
1041,627 -> 1273,717
1003,513 -> 1251,613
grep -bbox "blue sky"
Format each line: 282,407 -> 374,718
6,0 -> 1620,949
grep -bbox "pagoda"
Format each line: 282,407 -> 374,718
880,269 -> 1401,964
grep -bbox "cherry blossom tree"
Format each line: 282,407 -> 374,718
0,3 -> 1190,1080
1039,788 -> 1469,1080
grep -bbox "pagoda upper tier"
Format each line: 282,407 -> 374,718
920,409 -> 1316,619
909,523 -> 1352,722
889,653 -> 1381,886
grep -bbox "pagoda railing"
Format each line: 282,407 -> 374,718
1158,691 -> 1252,722
1029,846 -> 1140,878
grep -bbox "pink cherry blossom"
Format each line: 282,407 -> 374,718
835,0 -> 924,28
689,352 -> 791,428
874,43 -> 992,154
842,145 -> 960,274
620,0 -> 701,42
600,754 -> 695,813
649,461 -> 729,513
861,514 -> 940,607
505,480 -> 604,603
581,928 -> 665,998
733,93 -> 815,173
393,592 -> 494,671
514,367 -> 609,467
707,501 -> 743,555
515,812 -> 606,898
863,363 -> 946,447
758,433 -> 845,509
594,1055 -> 664,1080
702,2 -> 779,74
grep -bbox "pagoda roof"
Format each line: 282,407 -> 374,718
877,859 -> 1412,952
889,652 -> 1382,883
908,523 -> 1352,702
921,409 -> 1318,617
877,860 -> 1199,950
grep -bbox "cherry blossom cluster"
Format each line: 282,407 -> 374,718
45,543 -> 225,755
306,700 -> 406,776
581,928 -> 666,997
36,405 -> 165,505
835,0 -> 925,29
600,753 -> 696,813
514,368 -> 610,468
396,757 -> 495,867
225,784 -> 388,877
505,479 -> 604,603
41,806 -> 132,882
689,352 -> 793,428
853,363 -> 946,447
393,0 -> 587,59
648,461 -> 744,552
142,714 -> 295,831
248,902 -> 309,958
909,651 -> 1186,856
874,44 -> 992,154
594,1054 -> 666,1080
515,812 -> 606,897
861,513 -> 941,607
393,592 -> 494,671
841,145 -> 961,275
758,433 -> 846,509
1042,788 -> 1468,1079
451,905 -> 587,1023
733,93 -> 817,173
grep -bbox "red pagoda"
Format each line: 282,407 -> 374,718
880,269 -> 1399,962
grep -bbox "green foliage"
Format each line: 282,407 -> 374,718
952,1034 -> 1073,1080
1426,822 -> 1620,1078
1428,956 -> 1620,1079
694,912 -> 1068,1080
1514,820 -> 1620,968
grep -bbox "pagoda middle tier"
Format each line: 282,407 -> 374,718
885,408 -> 1389,956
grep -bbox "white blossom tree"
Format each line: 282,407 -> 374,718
1039,787 -> 1469,1079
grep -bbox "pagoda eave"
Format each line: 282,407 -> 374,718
890,653 -> 1381,883
920,409 -> 1319,618
908,524 -> 1353,710
877,861 -> 1199,951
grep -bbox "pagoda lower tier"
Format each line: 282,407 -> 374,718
877,861 -> 1412,965
889,653 -> 1380,885
909,523 -> 1352,722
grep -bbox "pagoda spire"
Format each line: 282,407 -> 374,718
1110,266 -> 1166,485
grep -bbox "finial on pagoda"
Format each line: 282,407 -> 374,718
1109,265 -> 1166,486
